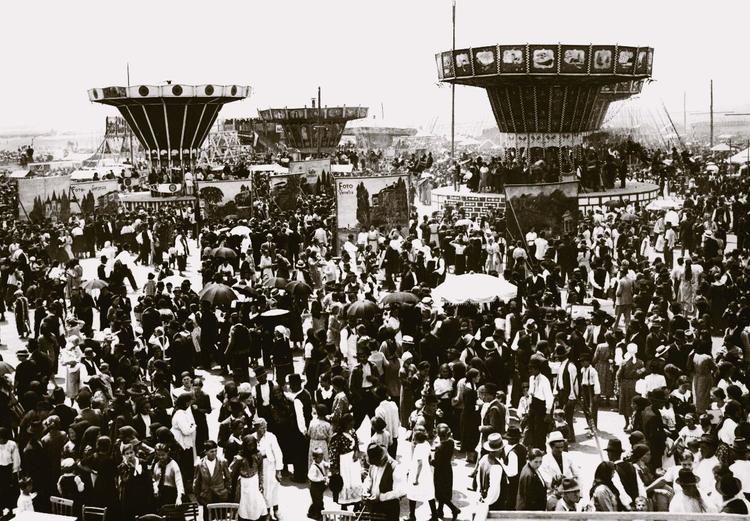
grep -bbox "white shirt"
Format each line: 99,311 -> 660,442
539,452 -> 580,487
140,413 -> 152,438
730,460 -> 750,493
555,360 -> 579,401
502,444 -> 519,478
205,458 -> 216,476
534,237 -> 548,260
171,408 -> 197,450
580,366 -> 601,394
255,432 -> 284,471
293,393 -> 307,435
0,440 -> 21,472
695,455 -> 719,493
364,460 -> 405,501
375,400 -> 401,442
255,383 -> 271,406
529,374 -> 554,413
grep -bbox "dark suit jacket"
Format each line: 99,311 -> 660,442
130,413 -> 157,440
76,407 -> 102,428
479,400 -> 506,436
642,406 -> 666,457
193,456 -> 231,504
516,463 -> 547,511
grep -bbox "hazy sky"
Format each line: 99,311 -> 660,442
1,0 -> 747,135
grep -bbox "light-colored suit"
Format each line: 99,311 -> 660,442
539,451 -> 580,488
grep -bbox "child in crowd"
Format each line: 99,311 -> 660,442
16,477 -> 36,514
307,447 -> 329,520
144,272 -> 157,298
370,416 -> 391,450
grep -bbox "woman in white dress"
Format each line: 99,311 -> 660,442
252,417 -> 283,520
60,336 -> 83,401
406,425 -> 438,521
484,235 -> 502,274
231,436 -> 267,521
677,258 -> 701,315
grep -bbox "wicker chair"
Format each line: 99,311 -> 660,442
321,510 -> 387,521
159,502 -> 200,521
82,505 -> 108,521
49,496 -> 75,517
206,502 -> 239,521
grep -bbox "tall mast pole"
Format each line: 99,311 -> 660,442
450,0 -> 456,161
127,63 -> 135,166
317,86 -> 322,158
710,80 -> 714,147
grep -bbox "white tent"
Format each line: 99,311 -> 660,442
711,143 -> 732,152
729,147 -> 750,165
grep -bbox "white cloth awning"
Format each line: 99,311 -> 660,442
9,170 -> 29,178
249,164 -> 287,173
70,170 -> 97,181
331,164 -> 353,174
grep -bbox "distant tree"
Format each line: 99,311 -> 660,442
356,182 -> 370,228
200,186 -> 225,205
59,191 -> 71,222
29,195 -> 44,222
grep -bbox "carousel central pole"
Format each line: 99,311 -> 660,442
450,0 -> 456,161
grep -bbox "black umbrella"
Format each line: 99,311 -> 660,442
232,282 -> 261,298
286,280 -> 312,297
380,291 -> 419,306
346,300 -> 379,319
199,283 -> 238,306
263,276 -> 288,289
211,247 -> 237,259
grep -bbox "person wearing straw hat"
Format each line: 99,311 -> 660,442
540,431 -> 580,488
476,433 -> 506,510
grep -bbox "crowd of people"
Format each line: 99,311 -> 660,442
0,138 -> 748,521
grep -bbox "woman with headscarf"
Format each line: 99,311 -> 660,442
589,461 -> 623,511
252,417 -> 283,520
616,343 -> 644,428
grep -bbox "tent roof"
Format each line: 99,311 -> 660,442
729,147 -> 750,164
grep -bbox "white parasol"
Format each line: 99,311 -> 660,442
433,274 -> 517,304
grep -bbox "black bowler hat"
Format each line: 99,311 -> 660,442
606,438 -> 623,454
